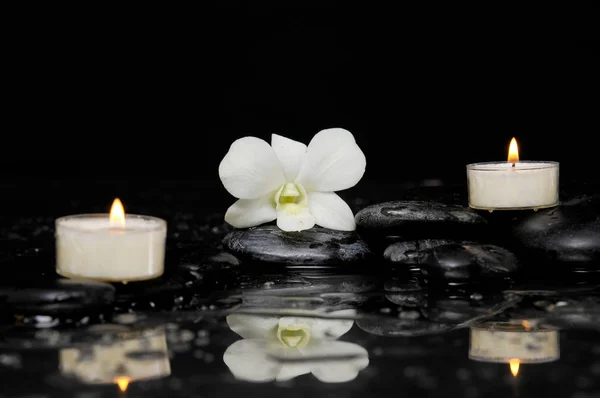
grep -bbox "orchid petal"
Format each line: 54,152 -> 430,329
310,309 -> 356,340
276,207 -> 316,232
224,192 -> 277,228
219,137 -> 286,199
308,341 -> 369,383
295,128 -> 366,192
308,192 -> 356,231
275,363 -> 312,382
271,134 -> 307,182
223,339 -> 280,382
226,314 -> 280,340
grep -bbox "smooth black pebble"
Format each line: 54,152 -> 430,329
355,200 -> 487,240
222,225 -> 372,267
513,194 -> 600,271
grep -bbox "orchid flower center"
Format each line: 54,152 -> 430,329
277,319 -> 311,348
275,183 -> 308,215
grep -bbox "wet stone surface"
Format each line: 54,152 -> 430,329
419,243 -> 520,284
355,200 -> 487,239
513,194 -> 600,271
0,279 -> 116,315
222,225 -> 372,267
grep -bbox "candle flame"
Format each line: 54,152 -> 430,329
110,198 -> 126,228
508,137 -> 519,164
114,376 -> 130,392
521,320 -> 532,331
509,359 -> 520,377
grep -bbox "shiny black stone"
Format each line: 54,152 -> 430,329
0,279 -> 115,315
222,225 -> 372,267
513,194 -> 600,270
355,200 -> 487,239
419,243 -> 520,283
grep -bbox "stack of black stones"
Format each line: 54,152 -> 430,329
221,184 -> 600,336
223,190 -> 600,284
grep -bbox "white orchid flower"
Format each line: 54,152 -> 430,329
219,128 -> 366,232
223,310 -> 369,383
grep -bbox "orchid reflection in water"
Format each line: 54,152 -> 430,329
223,309 -> 369,383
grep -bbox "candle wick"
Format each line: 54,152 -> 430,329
512,162 -> 516,168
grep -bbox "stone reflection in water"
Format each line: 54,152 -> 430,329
59,327 -> 171,392
469,320 -> 559,377
223,309 -> 369,383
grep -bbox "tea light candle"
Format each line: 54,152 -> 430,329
466,138 -> 559,210
56,199 -> 167,283
469,321 -> 559,377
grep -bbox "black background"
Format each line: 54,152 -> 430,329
1,6 -> 598,216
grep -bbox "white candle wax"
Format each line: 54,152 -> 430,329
56,214 -> 167,282
469,323 -> 559,363
466,161 -> 559,210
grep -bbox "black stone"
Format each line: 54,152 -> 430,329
0,279 -> 115,315
355,200 -> 487,240
222,225 -> 372,267
513,194 -> 600,271
420,243 -> 520,283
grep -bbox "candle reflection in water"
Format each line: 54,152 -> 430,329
223,309 -> 369,383
59,327 -> 171,393
469,320 -> 559,377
